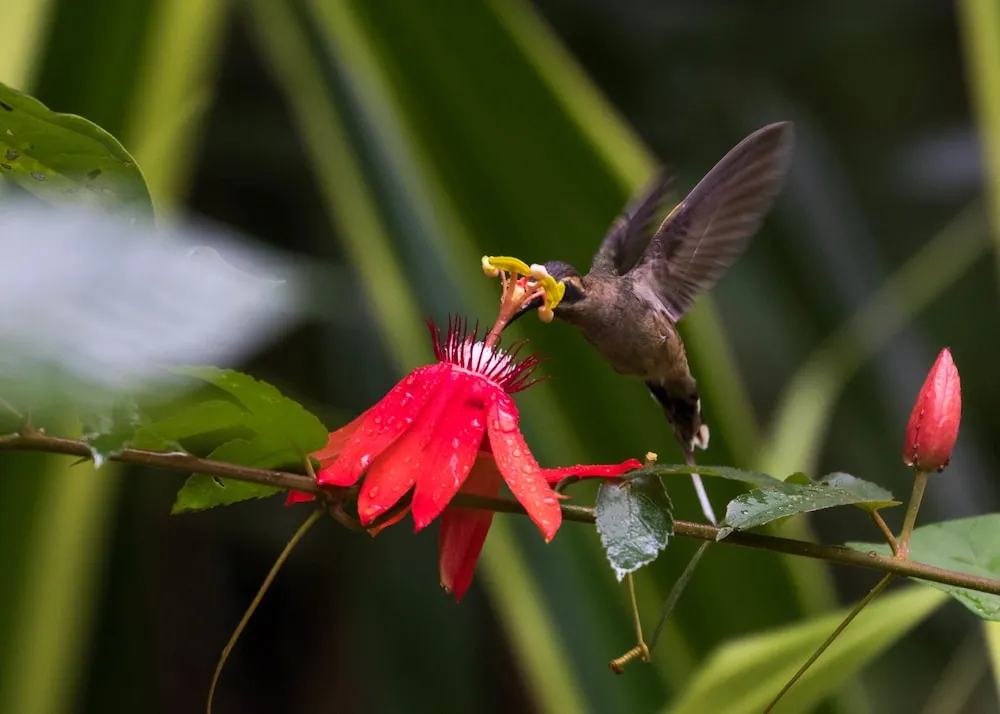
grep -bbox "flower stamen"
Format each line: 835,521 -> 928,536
481,255 -> 565,346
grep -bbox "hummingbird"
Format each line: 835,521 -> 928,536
508,122 -> 794,522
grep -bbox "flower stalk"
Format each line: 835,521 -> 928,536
898,470 -> 930,558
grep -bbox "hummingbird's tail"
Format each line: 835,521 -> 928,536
646,381 -> 717,524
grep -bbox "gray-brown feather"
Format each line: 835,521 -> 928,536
629,122 -> 794,322
589,170 -> 672,277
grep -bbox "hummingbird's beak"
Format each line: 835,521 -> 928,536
504,294 -> 545,330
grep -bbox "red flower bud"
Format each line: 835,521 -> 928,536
904,348 -> 961,472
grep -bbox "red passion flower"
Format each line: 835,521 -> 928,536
289,257 -> 641,600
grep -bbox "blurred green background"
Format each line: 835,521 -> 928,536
2,0 -> 999,713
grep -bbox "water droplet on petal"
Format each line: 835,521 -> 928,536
542,497 -> 556,505
368,486 -> 379,499
452,438 -> 460,449
522,464 -> 534,474
359,454 -> 371,469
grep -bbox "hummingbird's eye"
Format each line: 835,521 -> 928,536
561,277 -> 585,304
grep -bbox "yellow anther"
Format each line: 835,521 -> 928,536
482,255 -> 531,276
481,255 -> 500,277
644,451 -> 658,466
482,255 -> 566,312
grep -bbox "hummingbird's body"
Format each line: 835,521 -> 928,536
512,122 -> 794,520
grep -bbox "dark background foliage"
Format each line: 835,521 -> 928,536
0,1 -> 997,713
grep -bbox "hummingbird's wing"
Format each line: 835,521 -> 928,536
628,122 -> 794,321
589,170 -> 672,276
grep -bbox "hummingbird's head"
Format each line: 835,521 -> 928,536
506,260 -> 586,329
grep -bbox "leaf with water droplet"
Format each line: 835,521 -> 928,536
848,514 -> 1000,621
171,438 -> 286,513
717,472 -> 898,539
595,475 -> 673,580
0,80 -> 153,217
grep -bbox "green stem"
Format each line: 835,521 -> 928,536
648,541 -> 710,652
870,509 -> 900,557
206,508 -> 323,714
899,470 -> 931,557
764,574 -> 894,713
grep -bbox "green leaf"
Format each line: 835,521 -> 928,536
81,399 -> 140,467
849,513 -> 1000,620
0,80 -> 153,216
171,439 -> 283,513
630,463 -> 786,489
146,399 -> 246,442
170,366 -> 327,457
719,472 -> 898,540
167,368 -> 328,512
666,585 -> 947,714
595,475 -> 673,580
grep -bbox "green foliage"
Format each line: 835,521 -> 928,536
0,80 -> 153,217
595,475 -> 673,580
169,367 -> 328,513
630,463 -> 785,488
665,586 -> 947,714
719,473 -> 897,540
624,465 -> 895,541
849,514 -> 1000,620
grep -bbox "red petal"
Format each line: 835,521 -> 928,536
439,455 -> 502,601
367,505 -> 411,537
318,364 -> 446,487
356,368 -> 464,524
284,490 -> 315,506
411,374 -> 492,530
312,409 -> 370,467
541,458 -> 643,483
486,393 -> 561,542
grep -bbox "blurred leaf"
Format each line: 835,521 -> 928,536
81,398 -> 139,467
761,204 -> 987,478
719,473 -> 897,540
123,0 -> 228,209
849,514 -> 1000,620
0,204 -> 304,413
957,0 -> 1000,273
985,621 -> 1000,703
0,80 -> 152,216
144,399 -> 245,443
595,475 -> 673,580
665,585 -> 947,714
